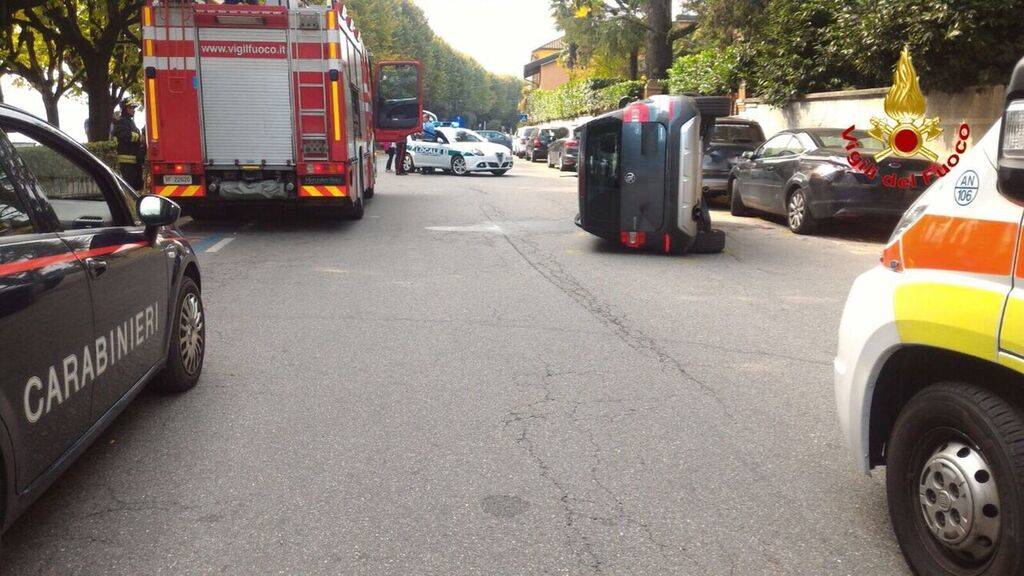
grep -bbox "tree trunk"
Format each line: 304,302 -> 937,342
644,0 -> 673,81
629,48 -> 639,81
41,92 -> 60,127
83,70 -> 114,142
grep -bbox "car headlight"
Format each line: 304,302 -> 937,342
889,202 -> 928,245
470,148 -> 484,156
1003,99 -> 1024,158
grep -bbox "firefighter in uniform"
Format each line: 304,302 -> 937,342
112,101 -> 145,190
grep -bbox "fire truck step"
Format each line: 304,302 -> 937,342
300,110 -> 327,115
298,83 -> 327,88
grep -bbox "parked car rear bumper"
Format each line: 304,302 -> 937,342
807,179 -> 923,219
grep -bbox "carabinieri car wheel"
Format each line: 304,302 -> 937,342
451,155 -> 468,176
887,382 -> 1024,576
154,276 -> 205,392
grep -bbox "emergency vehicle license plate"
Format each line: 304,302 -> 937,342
164,175 -> 193,185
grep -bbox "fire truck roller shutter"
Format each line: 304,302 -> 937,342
197,28 -> 295,167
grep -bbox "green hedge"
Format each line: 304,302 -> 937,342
667,47 -> 740,96
16,140 -> 119,199
524,78 -> 645,123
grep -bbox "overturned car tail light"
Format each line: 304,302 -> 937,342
620,231 -> 646,248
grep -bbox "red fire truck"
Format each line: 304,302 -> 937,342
141,0 -> 422,218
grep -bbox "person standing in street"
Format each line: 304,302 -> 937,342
395,137 -> 408,176
112,101 -> 145,190
384,141 -> 396,172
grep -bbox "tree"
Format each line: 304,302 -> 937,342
551,0 -> 645,80
345,0 -> 522,126
834,0 -> 1024,93
14,0 -> 144,141
0,17 -> 81,126
684,0 -> 764,46
734,0 -> 1024,105
560,0 -> 694,81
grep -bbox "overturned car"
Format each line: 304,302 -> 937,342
575,94 -> 732,254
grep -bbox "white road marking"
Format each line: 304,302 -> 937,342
426,223 -> 503,233
205,237 -> 236,253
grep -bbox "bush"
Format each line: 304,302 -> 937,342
667,47 -> 740,96
83,140 -> 118,169
524,78 -> 645,123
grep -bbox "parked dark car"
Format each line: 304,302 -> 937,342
526,127 -> 569,162
728,128 -> 932,234
702,118 -> 764,198
477,130 -> 512,149
547,128 -> 580,171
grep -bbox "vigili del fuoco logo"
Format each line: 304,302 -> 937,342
842,47 -> 971,189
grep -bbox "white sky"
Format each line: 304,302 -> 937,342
410,0 -> 560,77
1,0 -> 562,140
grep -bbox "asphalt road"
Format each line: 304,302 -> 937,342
2,160 -> 910,575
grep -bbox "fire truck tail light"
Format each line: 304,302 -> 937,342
152,163 -> 192,175
306,162 -> 343,174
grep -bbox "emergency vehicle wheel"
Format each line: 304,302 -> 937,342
451,156 -> 468,176
729,178 -> 752,217
787,188 -> 818,234
348,198 -> 364,220
887,382 -> 1024,575
154,277 -> 204,393
403,154 -> 414,173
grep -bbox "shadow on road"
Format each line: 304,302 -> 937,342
707,200 -> 895,244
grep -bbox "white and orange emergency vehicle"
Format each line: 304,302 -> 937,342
140,0 -> 422,218
836,56 -> 1024,575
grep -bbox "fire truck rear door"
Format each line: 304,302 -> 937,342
197,28 -> 295,165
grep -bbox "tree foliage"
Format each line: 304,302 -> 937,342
9,0 -> 143,140
667,46 -> 739,95
691,0 -> 1024,105
0,17 -> 81,125
345,0 -> 523,129
550,0 -> 645,80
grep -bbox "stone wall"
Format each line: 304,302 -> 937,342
735,85 -> 1006,155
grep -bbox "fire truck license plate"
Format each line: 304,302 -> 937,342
164,175 -> 193,185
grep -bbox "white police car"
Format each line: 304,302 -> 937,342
404,127 -> 513,176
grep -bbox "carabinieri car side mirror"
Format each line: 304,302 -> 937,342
138,194 -> 181,236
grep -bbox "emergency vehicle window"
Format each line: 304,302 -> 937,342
0,133 -> 37,237
349,82 -> 363,138
5,129 -> 115,230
